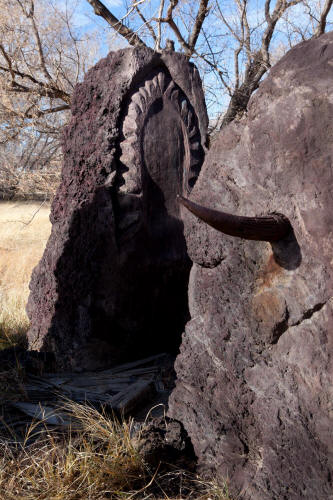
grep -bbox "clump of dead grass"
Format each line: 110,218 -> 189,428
0,201 -> 51,348
0,402 -> 233,500
0,294 -> 30,347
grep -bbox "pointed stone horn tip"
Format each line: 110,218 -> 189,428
178,195 -> 292,243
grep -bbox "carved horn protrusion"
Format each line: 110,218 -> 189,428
178,195 -> 292,242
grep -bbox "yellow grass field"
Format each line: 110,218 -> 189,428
0,201 -> 51,346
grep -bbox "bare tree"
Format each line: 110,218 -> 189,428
214,0 -> 305,127
86,0 -> 333,129
0,0 -> 101,176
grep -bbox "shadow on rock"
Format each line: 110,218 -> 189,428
271,228 -> 302,270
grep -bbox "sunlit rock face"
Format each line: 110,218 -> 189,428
27,47 -> 208,371
169,32 -> 333,500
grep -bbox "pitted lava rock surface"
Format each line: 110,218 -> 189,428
27,47 -> 208,371
137,416 -> 196,470
169,32 -> 333,499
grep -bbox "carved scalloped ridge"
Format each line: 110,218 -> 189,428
119,70 -> 202,195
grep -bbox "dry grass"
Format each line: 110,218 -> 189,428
0,201 -> 51,348
0,402 -> 233,500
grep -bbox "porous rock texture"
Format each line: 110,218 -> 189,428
27,47 -> 208,371
169,32 -> 333,499
136,416 -> 196,470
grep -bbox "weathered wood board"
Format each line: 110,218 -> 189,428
0,353 -> 175,435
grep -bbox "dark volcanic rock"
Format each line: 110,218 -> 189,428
169,33 -> 333,499
27,47 -> 208,371
137,416 -> 196,470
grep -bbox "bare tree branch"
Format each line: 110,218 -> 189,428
265,0 -> 272,23
156,0 -> 165,50
188,0 -> 209,55
0,63 -> 44,87
86,0 -> 147,47
193,44 -> 232,95
0,44 -> 15,81
134,4 -> 157,43
241,0 -> 251,59
23,104 -> 70,118
154,0 -> 193,54
22,0 -> 54,82
166,0 -> 179,21
216,1 -> 242,43
314,0 -> 333,36
0,64 -> 71,102
219,0 -> 302,128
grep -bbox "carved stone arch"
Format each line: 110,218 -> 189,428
119,67 -> 203,195
116,66 -> 205,247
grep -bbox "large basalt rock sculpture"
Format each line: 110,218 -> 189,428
27,47 -> 208,370
169,32 -> 333,499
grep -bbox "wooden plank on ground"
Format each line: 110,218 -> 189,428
100,353 -> 167,375
10,402 -> 71,426
58,376 -> 133,390
110,367 -> 159,378
108,379 -> 155,415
